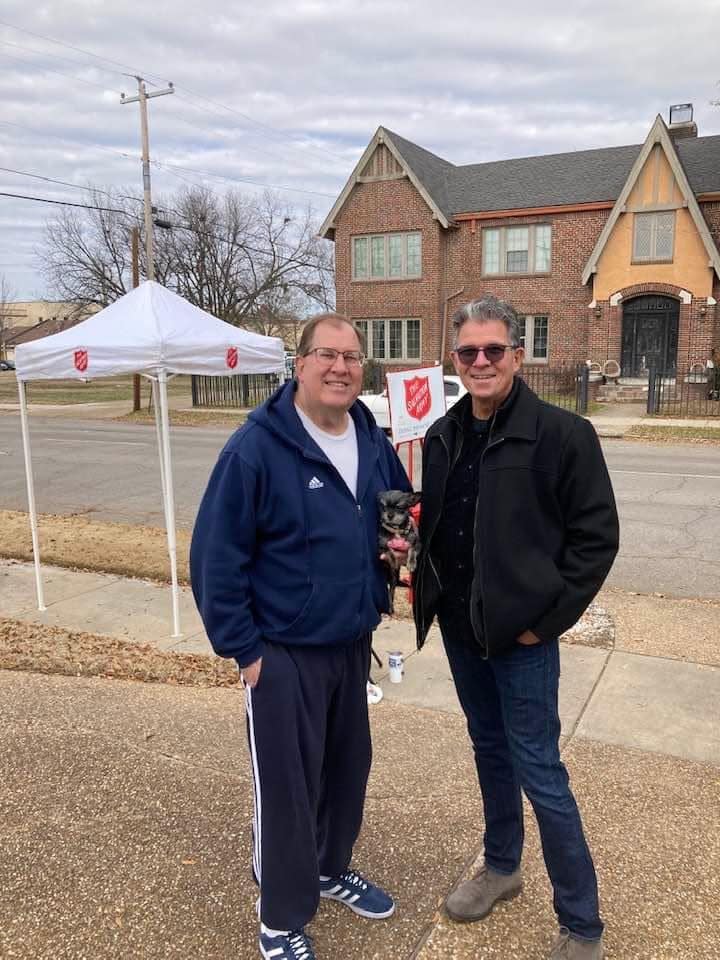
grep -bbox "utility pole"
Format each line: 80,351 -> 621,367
131,226 -> 141,412
120,76 -> 174,281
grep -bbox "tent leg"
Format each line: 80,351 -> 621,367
17,380 -> 46,611
157,371 -> 182,638
151,379 -> 171,533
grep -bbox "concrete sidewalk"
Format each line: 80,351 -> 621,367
2,559 -> 720,959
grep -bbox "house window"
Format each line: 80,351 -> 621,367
482,224 -> 552,275
633,211 -> 675,262
519,315 -> 549,362
355,319 -> 421,361
352,232 -> 422,280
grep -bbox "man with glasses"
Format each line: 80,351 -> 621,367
191,313 -> 410,960
413,296 -> 618,959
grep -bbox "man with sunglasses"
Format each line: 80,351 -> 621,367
413,296 -> 618,959
191,313 -> 410,960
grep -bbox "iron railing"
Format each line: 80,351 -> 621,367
647,366 -> 720,417
519,363 -> 588,414
191,373 -> 282,409
191,364 -> 591,415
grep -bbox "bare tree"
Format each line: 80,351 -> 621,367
0,274 -> 16,360
39,186 -> 335,326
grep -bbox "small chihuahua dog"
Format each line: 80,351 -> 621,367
378,490 -> 421,613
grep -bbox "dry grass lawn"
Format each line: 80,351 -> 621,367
0,509 -> 414,618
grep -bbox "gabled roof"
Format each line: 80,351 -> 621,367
321,123 -> 720,238
581,115 -> 720,284
319,127 -> 452,238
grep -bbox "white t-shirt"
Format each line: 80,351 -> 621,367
295,405 -> 358,499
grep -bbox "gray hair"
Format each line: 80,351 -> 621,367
451,295 -> 521,348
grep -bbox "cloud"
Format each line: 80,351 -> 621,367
1,0 -> 719,296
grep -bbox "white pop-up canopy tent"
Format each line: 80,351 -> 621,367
14,280 -> 285,637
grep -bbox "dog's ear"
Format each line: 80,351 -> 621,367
398,492 -> 421,509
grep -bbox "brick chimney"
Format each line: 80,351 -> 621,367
668,103 -> 698,140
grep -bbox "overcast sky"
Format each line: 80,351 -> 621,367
2,0 -> 720,299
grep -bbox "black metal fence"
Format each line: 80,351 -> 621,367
191,373 -> 282,409
191,364 -> 591,415
647,366 -> 720,417
519,363 -> 588,414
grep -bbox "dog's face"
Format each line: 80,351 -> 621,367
378,490 -> 421,531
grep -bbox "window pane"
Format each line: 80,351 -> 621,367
406,319 -> 420,359
388,319 -> 403,358
406,233 -> 421,276
372,319 -> 386,359
355,320 -> 368,353
506,227 -> 529,251
518,316 -> 528,351
506,249 -> 529,272
655,212 -> 674,259
444,381 -> 460,397
534,225 -> 551,272
532,316 -> 548,359
633,214 -> 652,260
371,236 -> 386,277
483,229 -> 500,274
506,227 -> 529,272
353,237 -> 368,278
388,235 -> 403,277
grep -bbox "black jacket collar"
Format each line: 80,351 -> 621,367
441,377 -> 539,444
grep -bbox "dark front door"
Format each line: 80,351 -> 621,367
621,295 -> 679,377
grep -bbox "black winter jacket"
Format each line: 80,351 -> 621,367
413,379 -> 619,657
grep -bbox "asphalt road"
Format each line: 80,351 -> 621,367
1,412 -> 719,599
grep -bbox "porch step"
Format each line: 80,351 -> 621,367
597,384 -> 650,402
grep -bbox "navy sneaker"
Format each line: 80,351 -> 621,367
259,928 -> 315,960
319,868 -> 395,919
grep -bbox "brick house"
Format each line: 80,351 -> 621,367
320,106 -> 720,388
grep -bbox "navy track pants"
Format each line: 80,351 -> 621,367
244,633 -> 372,931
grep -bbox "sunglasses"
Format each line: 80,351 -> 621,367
454,344 -> 515,365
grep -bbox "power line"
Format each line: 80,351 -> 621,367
0,165 -> 142,203
0,18 -> 348,165
0,37 -> 128,80
0,18 -> 169,83
3,48 -> 123,94
0,190 -> 329,267
0,190 -> 127,213
1,120 -> 338,200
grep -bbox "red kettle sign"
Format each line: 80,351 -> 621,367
226,346 -> 238,369
403,375 -> 431,421
386,365 -> 446,445
74,349 -> 88,373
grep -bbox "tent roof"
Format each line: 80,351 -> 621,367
14,281 -> 285,381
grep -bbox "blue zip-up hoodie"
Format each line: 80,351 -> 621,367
190,380 -> 411,668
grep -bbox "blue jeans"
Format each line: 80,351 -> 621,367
439,620 -> 603,941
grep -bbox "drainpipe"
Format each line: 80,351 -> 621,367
440,287 -> 465,365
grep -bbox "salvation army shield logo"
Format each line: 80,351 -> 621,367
226,346 -> 238,370
74,349 -> 88,373
404,375 -> 431,421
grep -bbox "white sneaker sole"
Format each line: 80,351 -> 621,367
319,890 -> 395,919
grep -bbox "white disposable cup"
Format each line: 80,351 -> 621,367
388,651 -> 404,683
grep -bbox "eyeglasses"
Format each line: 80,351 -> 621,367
304,347 -> 365,367
454,344 -> 515,365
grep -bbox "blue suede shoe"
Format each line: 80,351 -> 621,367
319,868 -> 395,919
259,927 -> 315,959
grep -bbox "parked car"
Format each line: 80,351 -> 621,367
360,374 -> 467,431
0,359 -> 16,371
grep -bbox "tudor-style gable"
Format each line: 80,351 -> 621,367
582,115 -> 720,299
319,127 -> 451,240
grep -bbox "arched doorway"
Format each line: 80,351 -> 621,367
621,295 -> 679,377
